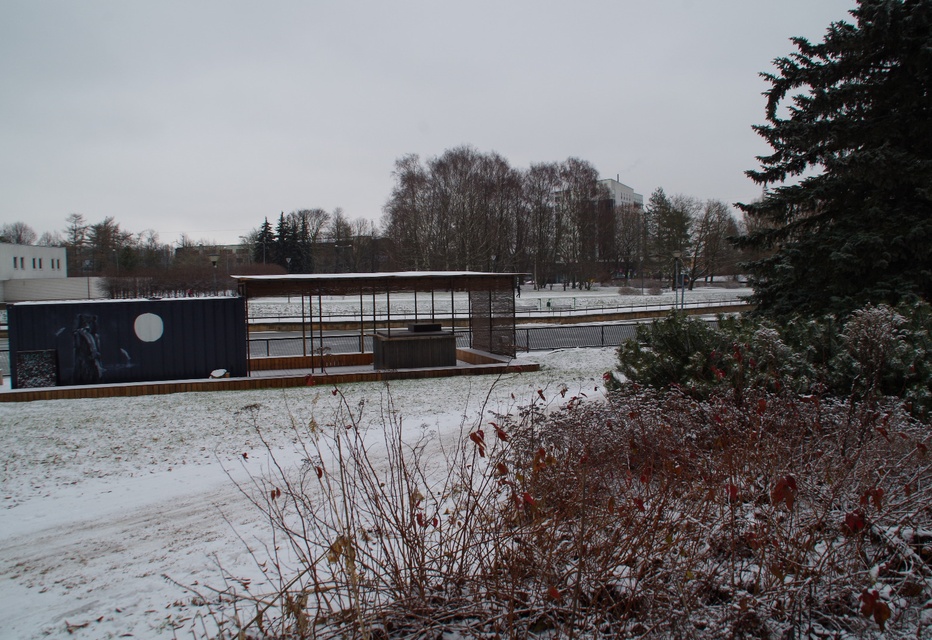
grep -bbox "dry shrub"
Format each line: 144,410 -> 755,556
506,386 -> 932,637
199,383 -> 932,638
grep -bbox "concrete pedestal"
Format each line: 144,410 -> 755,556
373,330 -> 456,370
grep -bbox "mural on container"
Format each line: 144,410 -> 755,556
9,298 -> 247,389
72,313 -> 104,384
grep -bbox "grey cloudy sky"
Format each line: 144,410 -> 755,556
1,0 -> 857,246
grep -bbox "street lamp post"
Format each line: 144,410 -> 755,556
285,257 -> 292,302
209,254 -> 219,295
672,251 -> 683,311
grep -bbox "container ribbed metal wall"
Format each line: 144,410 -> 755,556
8,297 -> 247,388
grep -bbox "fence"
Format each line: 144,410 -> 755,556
247,323 -> 645,359
247,331 -> 474,358
247,296 -> 746,324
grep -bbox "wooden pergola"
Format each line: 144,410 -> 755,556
234,271 -> 522,366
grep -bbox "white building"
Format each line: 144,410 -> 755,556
1,242 -> 67,280
0,243 -> 104,303
599,177 -> 644,208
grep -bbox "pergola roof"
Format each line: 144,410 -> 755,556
233,271 -> 523,298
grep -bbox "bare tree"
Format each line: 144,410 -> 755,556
65,213 -> 87,246
64,213 -> 89,272
647,190 -> 694,284
615,203 -> 644,282
326,208 -> 353,243
383,147 -> 522,272
292,209 -> 330,243
382,154 -> 431,270
555,158 -> 604,289
520,162 -> 561,288
0,221 -> 37,245
686,199 -> 739,286
37,230 -> 63,246
134,229 -> 171,270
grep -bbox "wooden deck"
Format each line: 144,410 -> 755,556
0,349 -> 537,403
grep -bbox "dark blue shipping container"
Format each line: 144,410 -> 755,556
8,297 -> 248,389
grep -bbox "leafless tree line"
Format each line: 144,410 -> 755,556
382,146 -> 744,289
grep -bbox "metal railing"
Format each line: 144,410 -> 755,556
248,330 -> 473,358
247,296 -> 747,325
247,323 -> 648,358
515,323 -> 640,351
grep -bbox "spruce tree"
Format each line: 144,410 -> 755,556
253,217 -> 276,265
736,0 -> 932,318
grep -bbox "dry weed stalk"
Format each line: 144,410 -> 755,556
196,380 -> 931,638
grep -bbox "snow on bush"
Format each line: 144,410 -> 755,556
201,382 -> 932,638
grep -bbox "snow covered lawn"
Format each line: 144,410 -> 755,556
0,348 -> 617,639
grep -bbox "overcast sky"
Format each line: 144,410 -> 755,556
1,0 -> 858,246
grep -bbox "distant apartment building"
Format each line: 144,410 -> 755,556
598,177 -> 644,209
590,178 -> 644,281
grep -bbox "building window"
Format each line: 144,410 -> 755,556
12,257 -> 17,269
32,257 -> 36,269
39,258 -> 43,269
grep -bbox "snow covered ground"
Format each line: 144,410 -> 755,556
0,347 -> 618,639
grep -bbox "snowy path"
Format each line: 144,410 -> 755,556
0,448 -> 266,638
0,348 -> 617,639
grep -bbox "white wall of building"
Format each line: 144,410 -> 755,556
1,277 -> 108,303
0,243 -> 93,303
599,178 -> 644,208
0,243 -> 68,281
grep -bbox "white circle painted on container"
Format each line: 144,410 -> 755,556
134,313 -> 164,342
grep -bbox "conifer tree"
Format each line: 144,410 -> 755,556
274,212 -> 297,270
737,0 -> 932,317
253,217 -> 276,265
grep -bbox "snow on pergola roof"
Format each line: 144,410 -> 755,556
233,271 -> 524,298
